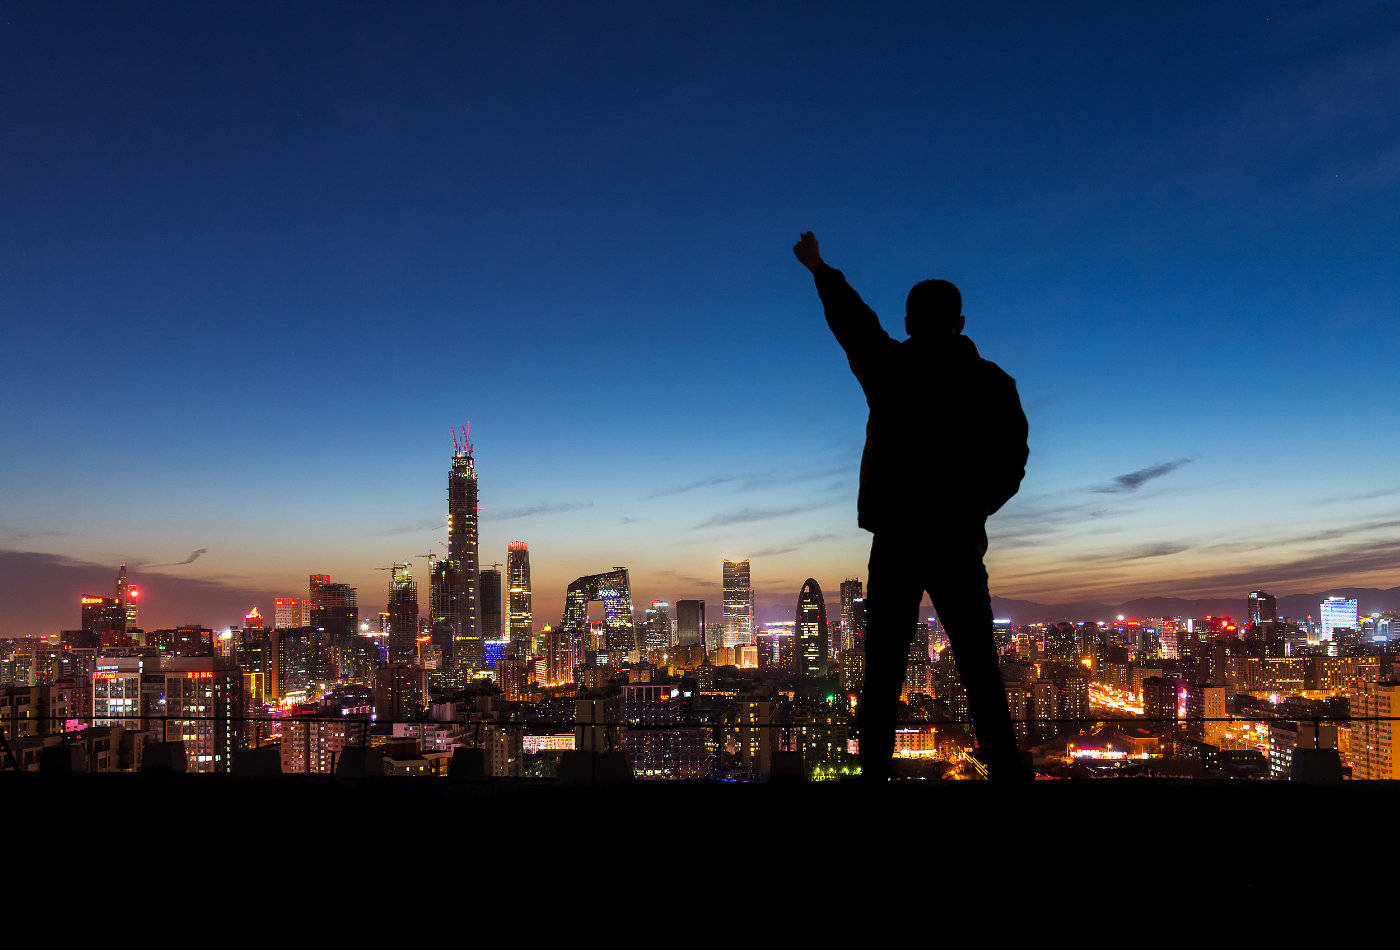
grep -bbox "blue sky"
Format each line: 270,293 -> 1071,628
3,1 -> 1398,633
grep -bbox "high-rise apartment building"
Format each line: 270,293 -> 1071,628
93,655 -> 238,772
722,559 -> 755,649
1352,681 -> 1400,779
506,542 -> 532,657
795,579 -> 829,678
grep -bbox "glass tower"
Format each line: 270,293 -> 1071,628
795,578 -> 829,677
447,430 -> 482,670
507,542 -> 532,657
723,559 -> 755,649
1320,596 -> 1358,641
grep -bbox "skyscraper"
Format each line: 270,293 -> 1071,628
839,578 -> 864,655
560,568 -> 635,667
275,597 -> 305,629
1247,590 -> 1278,626
676,600 -> 705,649
795,579 -> 829,677
447,427 -> 482,670
507,542 -> 532,658
480,567 -> 503,641
303,579 -> 356,680
722,559 -> 755,649
1320,596 -> 1359,641
114,563 -> 138,633
429,558 -> 453,666
643,601 -> 672,653
387,563 -> 419,664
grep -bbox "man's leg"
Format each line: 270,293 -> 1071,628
929,525 -> 1029,782
859,533 -> 923,782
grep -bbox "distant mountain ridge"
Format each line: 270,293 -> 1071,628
988,587 -> 1400,624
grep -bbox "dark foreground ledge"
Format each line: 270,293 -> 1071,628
7,772 -> 1371,894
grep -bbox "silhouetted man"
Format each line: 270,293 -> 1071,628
793,231 -> 1031,783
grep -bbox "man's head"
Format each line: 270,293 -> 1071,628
905,279 -> 964,338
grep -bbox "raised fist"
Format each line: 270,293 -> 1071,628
793,231 -> 823,273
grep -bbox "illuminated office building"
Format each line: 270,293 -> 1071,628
1247,590 -> 1278,625
757,624 -> 796,675
795,579 -> 830,678
446,429 -> 482,670
643,601 -> 672,653
507,542 -> 533,657
113,563 -> 139,633
544,626 -> 573,685
722,559 -> 755,649
1320,596 -> 1358,641
80,595 -> 127,648
561,568 -> 635,666
274,597 -> 305,629
839,578 -> 864,655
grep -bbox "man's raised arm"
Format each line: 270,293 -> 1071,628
793,231 -> 893,385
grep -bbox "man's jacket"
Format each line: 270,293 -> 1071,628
815,266 -> 1028,533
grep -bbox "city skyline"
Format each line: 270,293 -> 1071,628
2,423 -> 1399,635
4,3 -> 1399,633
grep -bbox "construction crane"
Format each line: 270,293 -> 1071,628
411,551 -> 439,580
373,562 -> 411,583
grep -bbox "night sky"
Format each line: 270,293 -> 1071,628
3,1 -> 1398,634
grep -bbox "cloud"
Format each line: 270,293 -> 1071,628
1091,458 -> 1193,494
381,519 -> 448,536
1142,537 -> 1400,599
0,549 -> 277,635
1202,517 -> 1400,554
493,501 -> 593,521
1317,487 -> 1400,506
650,463 -> 858,499
692,504 -> 826,530
649,476 -> 738,498
143,547 -> 209,568
0,528 -> 71,544
1073,542 -> 1191,563
751,533 -> 840,558
618,515 -> 644,525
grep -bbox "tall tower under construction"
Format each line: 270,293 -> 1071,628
447,426 -> 482,670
